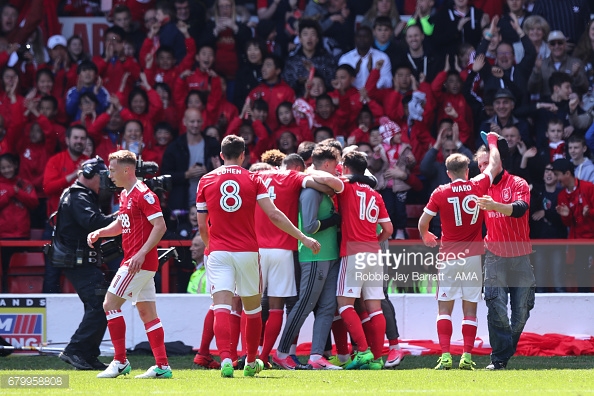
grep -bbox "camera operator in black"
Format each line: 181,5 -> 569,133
55,157 -> 117,370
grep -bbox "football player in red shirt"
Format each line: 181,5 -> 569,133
255,153 -> 342,367
196,135 -> 320,378
88,150 -> 171,379
336,151 -> 393,370
418,132 -> 502,370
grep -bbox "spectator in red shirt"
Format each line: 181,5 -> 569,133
0,152 -> 38,292
273,101 -> 312,143
0,153 -> 38,238
43,35 -> 78,102
142,121 -> 173,168
199,0 -> 252,93
248,53 -> 295,131
552,158 -> 594,292
0,67 -> 26,149
31,69 -> 68,126
93,26 -> 141,101
116,74 -> 163,149
140,19 -> 195,94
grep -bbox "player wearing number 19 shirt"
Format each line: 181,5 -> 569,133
196,135 -> 321,378
336,151 -> 393,370
418,133 -> 502,371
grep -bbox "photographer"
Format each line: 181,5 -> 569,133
53,157 -> 117,370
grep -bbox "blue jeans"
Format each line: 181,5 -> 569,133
484,251 -> 536,364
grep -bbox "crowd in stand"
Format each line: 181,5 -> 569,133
0,0 -> 593,292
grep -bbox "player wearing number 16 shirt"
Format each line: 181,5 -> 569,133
336,151 -> 393,370
196,135 -> 321,378
418,133 -> 502,371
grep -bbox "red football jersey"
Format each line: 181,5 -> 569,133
255,170 -> 312,250
425,173 -> 492,257
118,181 -> 162,272
197,165 -> 268,253
338,182 -> 390,256
484,171 -> 532,257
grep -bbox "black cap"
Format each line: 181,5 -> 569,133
551,158 -> 574,174
494,88 -> 515,102
82,156 -> 108,178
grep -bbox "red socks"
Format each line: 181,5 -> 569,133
238,311 -> 247,357
368,310 -> 386,359
331,315 -> 350,355
339,306 -> 369,351
436,315 -> 453,353
145,318 -> 168,367
462,316 -> 478,353
244,307 -> 262,363
199,308 -> 215,356
229,311 -> 241,361
260,309 -> 283,361
214,305 -> 232,361
106,310 -> 126,363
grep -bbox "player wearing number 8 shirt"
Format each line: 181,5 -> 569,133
196,135 -> 321,378
336,151 -> 393,370
418,133 -> 502,371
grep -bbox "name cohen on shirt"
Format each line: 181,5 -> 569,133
217,168 -> 242,175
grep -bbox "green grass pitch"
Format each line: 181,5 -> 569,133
0,355 -> 593,395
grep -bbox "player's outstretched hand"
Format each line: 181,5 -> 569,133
421,231 -> 438,247
302,236 -> 321,255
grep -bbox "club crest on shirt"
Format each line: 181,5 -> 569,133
502,187 -> 512,202
144,193 -> 155,205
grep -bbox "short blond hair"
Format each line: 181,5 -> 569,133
523,15 -> 550,40
445,153 -> 470,175
108,150 -> 136,166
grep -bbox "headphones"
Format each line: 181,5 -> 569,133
82,156 -> 105,179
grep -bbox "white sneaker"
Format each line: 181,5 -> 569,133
97,359 -> 131,378
134,365 -> 173,379
395,230 -> 406,240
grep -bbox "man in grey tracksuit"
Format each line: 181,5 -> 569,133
273,145 -> 343,369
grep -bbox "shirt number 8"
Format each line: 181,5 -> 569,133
120,214 -> 131,228
220,180 -> 242,212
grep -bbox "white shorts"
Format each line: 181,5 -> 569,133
207,251 -> 261,297
259,248 -> 296,297
108,267 -> 156,303
336,254 -> 384,301
436,255 -> 482,303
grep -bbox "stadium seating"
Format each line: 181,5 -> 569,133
7,252 -> 46,293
